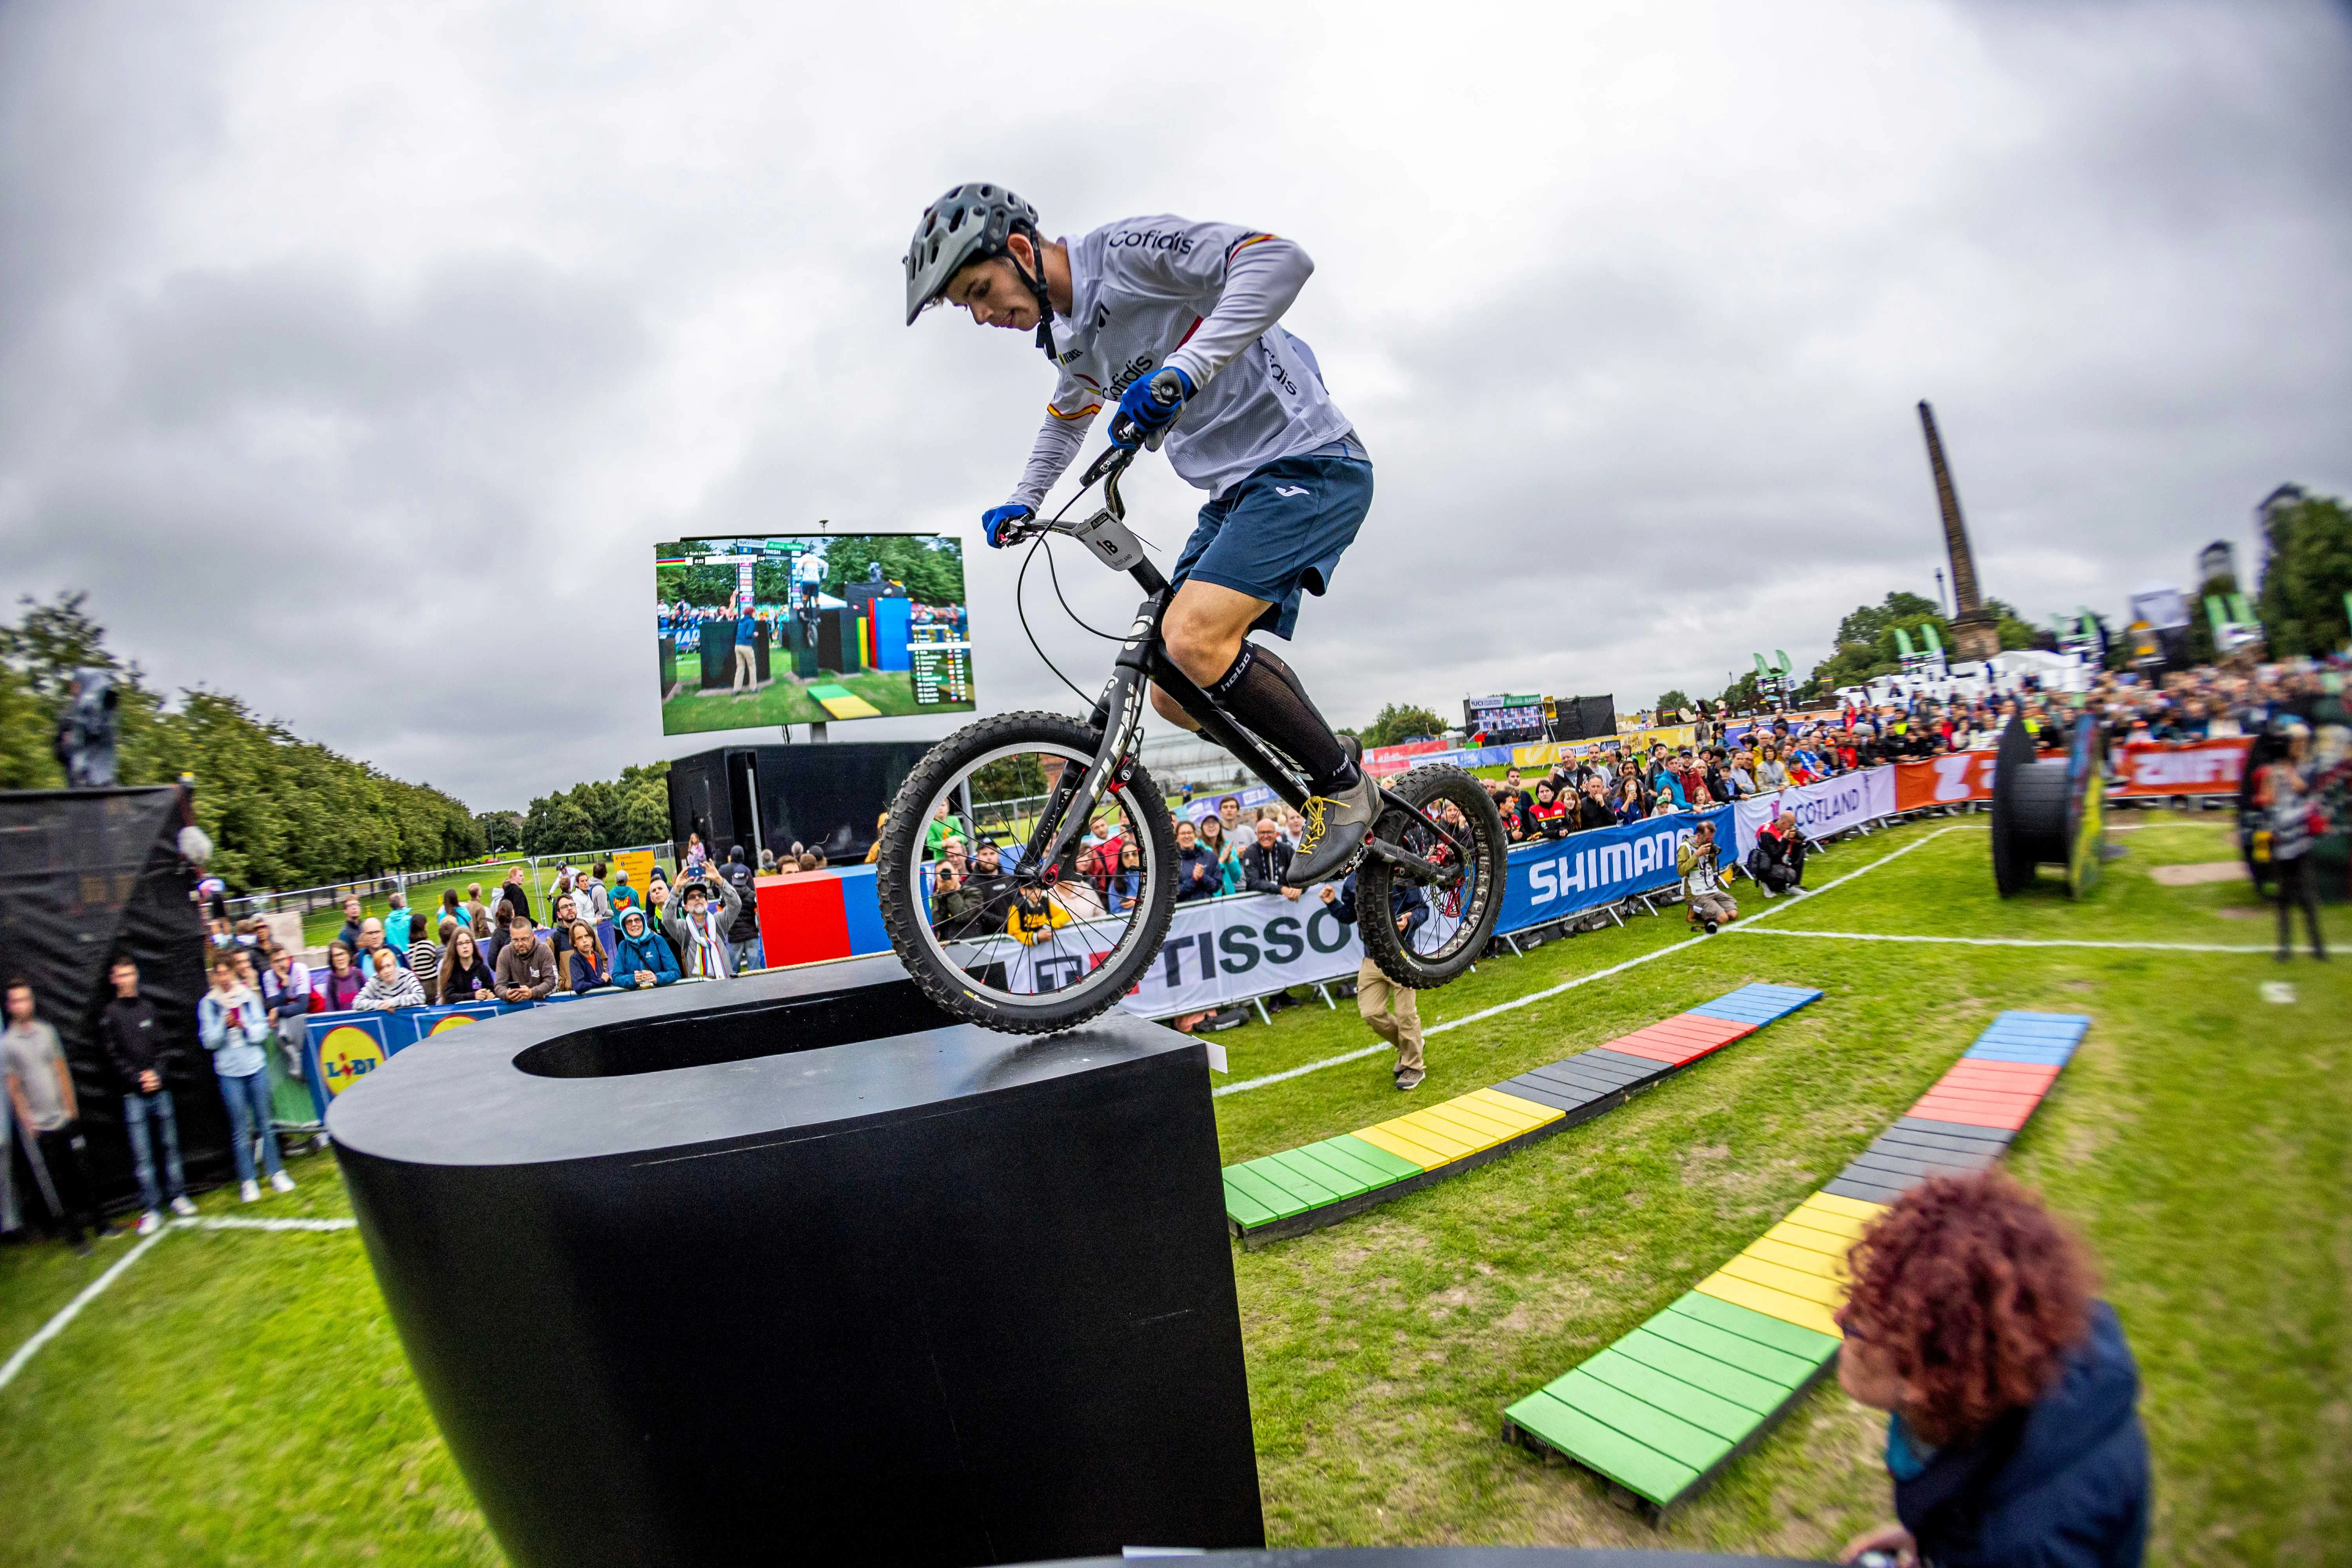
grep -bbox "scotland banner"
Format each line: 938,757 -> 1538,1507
1734,765 -> 1898,859
1495,807 -> 1735,934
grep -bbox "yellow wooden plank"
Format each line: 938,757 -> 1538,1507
1766,1219 -> 1857,1260
1719,1253 -> 1848,1308
1350,1124 -> 1449,1169
1374,1114 -> 1480,1160
1746,1236 -> 1849,1281
1410,1103 -> 1518,1150
1439,1092 -> 1539,1133
1803,1190 -> 1890,1222
1695,1272 -> 1845,1338
1784,1203 -> 1872,1243
1463,1087 -> 1564,1127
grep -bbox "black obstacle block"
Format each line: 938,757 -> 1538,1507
328,956 -> 1263,1568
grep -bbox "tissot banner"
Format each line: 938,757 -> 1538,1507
1734,766 -> 1899,859
987,889 -> 1367,1020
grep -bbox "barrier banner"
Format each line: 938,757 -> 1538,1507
2116,737 -> 2252,795
1735,766 -> 1898,860
1495,807 -> 1734,935
1894,751 -> 2001,811
1364,743 -> 1517,777
1366,739 -> 1448,773
979,889 -> 1366,1020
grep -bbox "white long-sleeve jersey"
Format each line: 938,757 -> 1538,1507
1006,216 -> 1356,508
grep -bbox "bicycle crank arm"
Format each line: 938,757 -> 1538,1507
1361,837 -> 1464,887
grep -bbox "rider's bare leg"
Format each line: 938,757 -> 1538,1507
1154,579 -> 1359,796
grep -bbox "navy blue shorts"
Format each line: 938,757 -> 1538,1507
1170,445 -> 1374,640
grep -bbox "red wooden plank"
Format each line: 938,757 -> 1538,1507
1906,1096 -> 2034,1131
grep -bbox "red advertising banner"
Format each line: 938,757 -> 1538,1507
1365,739 -> 1447,775
2114,737 -> 2252,795
1892,737 -> 2253,808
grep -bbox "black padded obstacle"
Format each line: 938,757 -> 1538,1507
328,956 -> 1262,1568
1991,715 -> 2107,898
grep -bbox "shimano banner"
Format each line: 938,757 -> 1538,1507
1734,766 -> 1898,859
1494,807 -> 1734,935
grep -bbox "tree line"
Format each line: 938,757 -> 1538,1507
0,593 -> 485,891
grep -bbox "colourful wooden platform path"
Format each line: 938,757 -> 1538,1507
1221,984 -> 1823,1247
1501,1011 -> 2089,1513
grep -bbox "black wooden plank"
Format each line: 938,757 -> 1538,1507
1850,1148 -> 1992,1182
1875,1126 -> 2012,1160
1577,1049 -> 1670,1080
1497,1078 -> 1605,1114
1524,1060 -> 1639,1097
1824,1174 -> 1909,1205
1898,1115 -> 2013,1144
1541,1052 -> 1653,1087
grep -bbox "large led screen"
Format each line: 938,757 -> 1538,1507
655,534 -> 975,735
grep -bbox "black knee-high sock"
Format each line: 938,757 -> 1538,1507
1204,642 -> 1361,795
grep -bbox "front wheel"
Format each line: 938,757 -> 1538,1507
876,711 -> 1177,1034
1356,763 -> 1509,989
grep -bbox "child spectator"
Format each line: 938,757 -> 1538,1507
355,947 -> 425,1011
567,922 -> 612,991
439,926 -> 498,1003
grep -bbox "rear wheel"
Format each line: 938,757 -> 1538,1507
876,712 -> 1176,1033
1356,763 -> 1508,989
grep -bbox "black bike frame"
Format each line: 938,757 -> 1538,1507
1017,442 -> 1474,882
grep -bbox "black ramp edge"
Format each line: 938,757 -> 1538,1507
330,956 -> 1263,1567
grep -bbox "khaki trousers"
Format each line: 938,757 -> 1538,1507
1356,958 -> 1424,1073
732,644 -> 756,691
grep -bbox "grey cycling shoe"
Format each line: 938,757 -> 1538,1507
1285,772 -> 1380,887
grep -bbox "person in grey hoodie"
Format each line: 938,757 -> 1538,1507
198,951 -> 294,1202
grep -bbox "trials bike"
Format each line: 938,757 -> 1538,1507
875,403 -> 1508,1034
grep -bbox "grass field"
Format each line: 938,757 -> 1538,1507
661,668 -> 971,731
3,815 -> 2343,1564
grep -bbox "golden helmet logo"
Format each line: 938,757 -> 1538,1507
428,1014 -> 478,1036
318,1025 -> 386,1098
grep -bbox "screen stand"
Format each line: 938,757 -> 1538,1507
809,721 -> 828,742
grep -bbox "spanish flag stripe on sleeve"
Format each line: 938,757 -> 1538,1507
1046,402 -> 1103,421
1225,232 -> 1277,261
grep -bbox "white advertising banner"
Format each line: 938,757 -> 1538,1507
1734,766 -> 1899,860
988,889 -> 1366,1020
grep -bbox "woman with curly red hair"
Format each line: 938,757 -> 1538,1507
1836,1171 -> 2149,1566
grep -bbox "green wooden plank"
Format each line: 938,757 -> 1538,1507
1612,1328 -> 1793,1416
1278,1145 -> 1379,1200
1328,1132 -> 1424,1180
1248,1152 -> 1345,1208
1576,1348 -> 1761,1444
1642,1305 -> 1818,1389
1548,1368 -> 1735,1474
1221,1163 -> 1310,1221
1505,1389 -> 1698,1506
1221,1172 -> 1279,1228
1299,1136 -> 1411,1191
1668,1290 -> 1842,1363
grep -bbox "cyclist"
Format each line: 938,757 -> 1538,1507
904,183 -> 1379,886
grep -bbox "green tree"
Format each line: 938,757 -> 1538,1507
1654,689 -> 1691,715
2256,491 -> 2352,655
820,535 -> 966,607
477,811 -> 524,853
1360,703 -> 1448,748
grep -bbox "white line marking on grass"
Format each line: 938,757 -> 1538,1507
1731,929 -> 2276,955
0,1214 -> 359,1395
1212,825 -> 1964,1097
0,1230 -> 169,1392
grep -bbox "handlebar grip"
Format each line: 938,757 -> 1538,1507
1147,367 -> 1186,407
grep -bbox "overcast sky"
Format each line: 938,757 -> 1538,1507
3,0 -> 2347,811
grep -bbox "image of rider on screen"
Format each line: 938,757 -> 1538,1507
904,183 -> 1379,887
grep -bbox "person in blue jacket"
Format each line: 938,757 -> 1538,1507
612,907 -> 682,989
1838,1170 -> 2150,1567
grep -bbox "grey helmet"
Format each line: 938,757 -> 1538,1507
904,182 -> 1048,328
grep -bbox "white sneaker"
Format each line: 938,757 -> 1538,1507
137,1210 -> 162,1237
270,1171 -> 296,1194
240,1180 -> 261,1203
170,1196 -> 198,1217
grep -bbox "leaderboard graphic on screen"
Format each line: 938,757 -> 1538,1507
655,534 -> 976,735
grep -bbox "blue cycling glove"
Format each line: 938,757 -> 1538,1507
981,504 -> 1034,548
1108,365 -> 1195,450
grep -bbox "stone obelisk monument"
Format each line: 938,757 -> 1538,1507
1917,400 -> 2000,661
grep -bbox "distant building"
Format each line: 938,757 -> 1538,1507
2197,540 -> 2236,586
2257,483 -> 2306,529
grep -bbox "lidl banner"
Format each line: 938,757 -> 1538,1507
1734,766 -> 1900,860
1514,725 -> 1697,770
